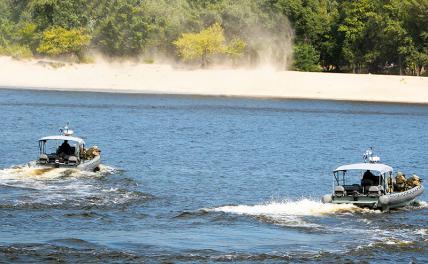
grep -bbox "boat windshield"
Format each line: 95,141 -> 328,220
39,139 -> 80,156
334,169 -> 383,186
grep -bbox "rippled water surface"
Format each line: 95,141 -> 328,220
0,89 -> 427,263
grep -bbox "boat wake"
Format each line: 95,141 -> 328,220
210,199 -> 377,217
0,164 -> 147,209
0,164 -> 117,181
207,198 -> 427,247
203,199 -> 380,230
0,164 -> 119,192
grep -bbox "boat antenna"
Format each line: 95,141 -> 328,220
363,147 -> 380,163
59,122 -> 74,136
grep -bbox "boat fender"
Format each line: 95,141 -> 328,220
322,194 -> 333,203
378,195 -> 389,206
379,185 -> 424,206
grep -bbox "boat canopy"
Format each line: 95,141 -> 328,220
39,135 -> 85,145
334,163 -> 393,174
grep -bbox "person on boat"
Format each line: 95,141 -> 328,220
57,140 -> 72,156
406,174 -> 421,189
83,146 -> 101,160
387,175 -> 394,193
361,170 -> 376,186
395,171 -> 407,192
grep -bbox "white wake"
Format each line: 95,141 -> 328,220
211,199 -> 369,217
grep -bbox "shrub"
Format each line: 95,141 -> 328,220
293,43 -> 322,72
37,26 -> 91,58
0,44 -> 33,59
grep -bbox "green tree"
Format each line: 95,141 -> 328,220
0,1 -> 14,47
276,0 -> 339,70
17,22 -> 40,50
141,0 -> 199,58
337,0 -> 383,73
37,26 -> 90,59
93,0 -> 150,57
29,0 -> 89,30
405,0 -> 428,75
292,42 -> 321,71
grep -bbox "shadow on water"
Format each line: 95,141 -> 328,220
4,100 -> 428,118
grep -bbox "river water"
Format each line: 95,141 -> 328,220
0,89 -> 427,263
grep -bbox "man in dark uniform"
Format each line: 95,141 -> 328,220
362,170 -> 377,188
58,140 -> 72,156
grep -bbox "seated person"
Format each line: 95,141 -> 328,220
395,171 -> 407,191
361,170 -> 376,188
406,174 -> 421,188
57,140 -> 73,156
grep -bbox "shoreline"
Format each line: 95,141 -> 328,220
1,56 -> 427,104
3,85 -> 428,106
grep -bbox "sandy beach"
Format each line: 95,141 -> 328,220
0,56 -> 427,103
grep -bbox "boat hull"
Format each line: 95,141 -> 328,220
322,185 -> 424,211
28,155 -> 101,172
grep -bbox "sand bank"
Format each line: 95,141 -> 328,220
0,56 -> 427,103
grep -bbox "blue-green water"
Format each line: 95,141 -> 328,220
0,89 -> 427,263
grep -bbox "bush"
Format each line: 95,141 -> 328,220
17,23 -> 40,50
78,54 -> 95,64
293,43 -> 322,72
0,44 -> 33,59
37,26 -> 91,58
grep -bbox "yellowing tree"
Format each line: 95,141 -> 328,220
173,23 -> 227,67
37,26 -> 90,59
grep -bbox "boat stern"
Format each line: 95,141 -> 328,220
322,193 -> 379,209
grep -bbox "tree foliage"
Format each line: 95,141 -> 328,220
293,43 -> 321,71
173,23 -> 225,66
37,26 -> 90,57
93,1 -> 150,56
0,0 -> 426,75
174,23 -> 246,66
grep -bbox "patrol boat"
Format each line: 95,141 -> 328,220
322,148 -> 424,211
28,124 -> 101,172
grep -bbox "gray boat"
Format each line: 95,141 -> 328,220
28,124 -> 101,172
322,148 -> 424,211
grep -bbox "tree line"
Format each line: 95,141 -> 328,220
0,0 -> 427,75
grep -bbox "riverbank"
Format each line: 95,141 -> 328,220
1,56 -> 427,104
